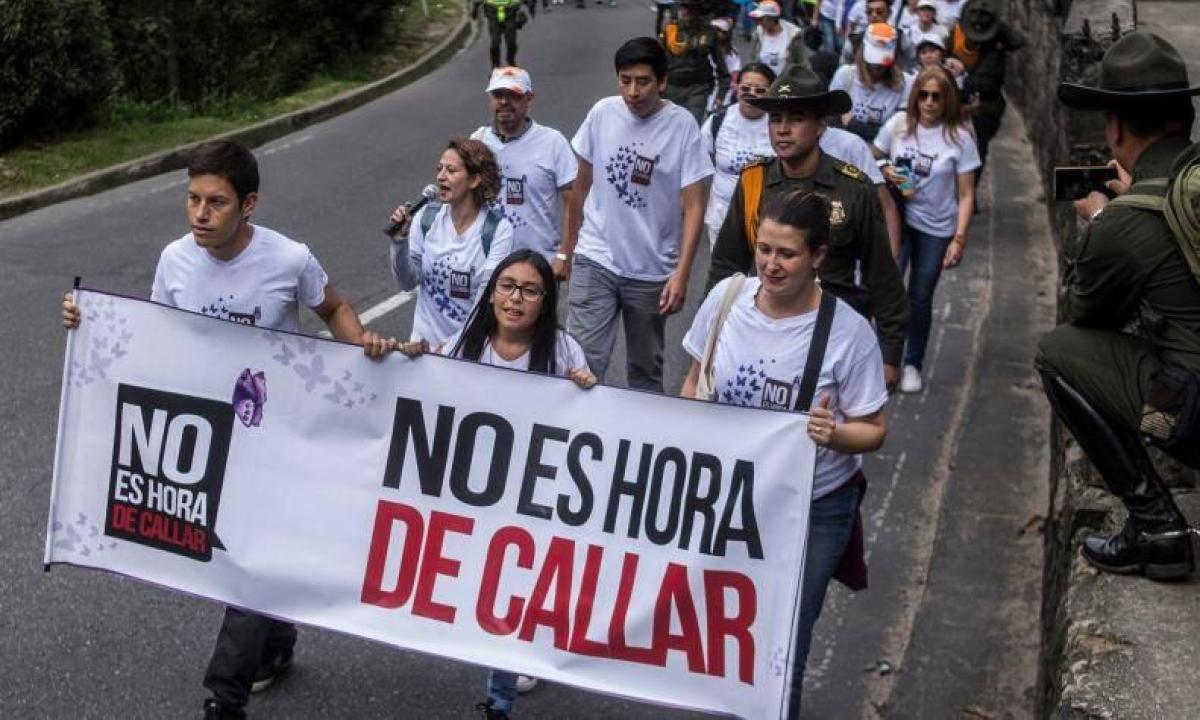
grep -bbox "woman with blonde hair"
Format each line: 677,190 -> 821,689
872,66 -> 979,393
387,137 -> 515,346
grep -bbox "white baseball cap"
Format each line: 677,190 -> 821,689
862,23 -> 898,66
485,66 -> 533,95
916,0 -> 937,10
749,0 -> 781,18
914,30 -> 946,51
711,17 -> 734,32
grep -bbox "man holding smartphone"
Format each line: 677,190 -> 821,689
1036,31 -> 1200,581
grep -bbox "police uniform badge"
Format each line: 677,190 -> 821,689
829,200 -> 847,228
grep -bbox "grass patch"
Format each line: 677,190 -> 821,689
0,1 -> 463,199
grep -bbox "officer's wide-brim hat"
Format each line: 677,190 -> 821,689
1058,31 -> 1200,110
747,63 -> 852,115
960,0 -> 1000,44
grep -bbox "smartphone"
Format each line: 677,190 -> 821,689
1054,165 -> 1118,201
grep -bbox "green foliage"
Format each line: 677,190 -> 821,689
0,0 -> 410,150
103,0 -> 409,108
0,0 -> 118,150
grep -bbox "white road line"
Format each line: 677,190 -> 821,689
260,133 -> 314,156
318,291 -> 414,337
360,291 -> 415,325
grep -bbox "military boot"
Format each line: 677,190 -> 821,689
1041,373 -> 1195,580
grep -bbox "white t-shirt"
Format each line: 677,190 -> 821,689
701,108 -> 774,234
471,120 -> 578,259
757,28 -> 793,77
406,205 -> 515,345
820,127 -> 886,185
439,327 -> 590,376
572,97 -> 714,281
937,0 -> 965,30
683,278 -> 888,499
873,113 -> 981,237
151,224 -> 327,333
830,65 -> 909,133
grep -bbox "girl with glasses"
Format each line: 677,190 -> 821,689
681,189 -> 889,712
872,66 -> 979,393
395,248 -> 595,719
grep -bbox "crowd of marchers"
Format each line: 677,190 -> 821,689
58,0 -> 1200,716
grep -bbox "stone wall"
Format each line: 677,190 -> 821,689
1002,1 -> 1200,717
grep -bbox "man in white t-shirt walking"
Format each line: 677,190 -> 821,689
561,37 -> 713,391
62,140 -> 388,720
470,67 -> 579,281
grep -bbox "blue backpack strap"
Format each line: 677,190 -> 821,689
419,204 -> 440,237
481,209 -> 502,256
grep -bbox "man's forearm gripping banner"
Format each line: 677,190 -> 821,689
46,289 -> 817,719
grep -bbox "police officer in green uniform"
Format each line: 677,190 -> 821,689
475,0 -> 529,69
1036,31 -> 1200,580
660,0 -> 732,124
708,64 -> 908,390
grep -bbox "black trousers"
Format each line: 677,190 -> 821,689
972,99 -> 1005,188
485,6 -> 520,67
203,607 -> 297,708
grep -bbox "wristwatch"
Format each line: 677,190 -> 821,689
555,252 -> 571,262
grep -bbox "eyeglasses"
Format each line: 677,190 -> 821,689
739,85 -> 769,96
918,90 -> 943,101
495,279 -> 546,301
866,7 -> 889,19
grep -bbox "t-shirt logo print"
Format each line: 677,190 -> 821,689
202,295 -> 261,326
424,258 -> 470,322
724,359 -> 770,405
450,269 -> 472,299
505,176 -> 526,205
604,143 -> 653,209
725,149 -> 765,176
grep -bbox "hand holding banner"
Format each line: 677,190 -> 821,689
46,289 -> 817,719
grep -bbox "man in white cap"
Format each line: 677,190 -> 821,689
470,67 -> 579,280
750,0 -> 804,77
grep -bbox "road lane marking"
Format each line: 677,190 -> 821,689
260,134 -> 314,156
318,291 -> 414,337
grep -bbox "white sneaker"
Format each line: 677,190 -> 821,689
516,675 -> 539,694
900,365 -> 923,394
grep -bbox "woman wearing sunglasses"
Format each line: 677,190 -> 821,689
872,66 -> 979,393
700,62 -> 778,244
396,249 -> 595,719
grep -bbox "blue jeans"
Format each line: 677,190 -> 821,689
486,669 -> 518,714
819,15 -> 841,55
787,479 -> 860,717
897,225 -> 953,370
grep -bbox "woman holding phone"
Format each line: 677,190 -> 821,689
873,66 -> 979,393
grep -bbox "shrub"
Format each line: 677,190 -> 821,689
0,0 -> 117,150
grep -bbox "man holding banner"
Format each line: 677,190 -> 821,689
61,139 -> 390,720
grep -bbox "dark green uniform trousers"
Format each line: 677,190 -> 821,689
1036,324 -> 1161,432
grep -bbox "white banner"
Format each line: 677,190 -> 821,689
46,289 -> 816,719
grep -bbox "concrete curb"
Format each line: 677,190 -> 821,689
0,7 -> 474,222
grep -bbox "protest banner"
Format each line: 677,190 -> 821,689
45,289 -> 817,718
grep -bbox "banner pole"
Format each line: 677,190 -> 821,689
43,280 -> 82,571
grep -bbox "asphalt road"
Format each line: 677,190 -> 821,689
0,4 -> 1053,718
